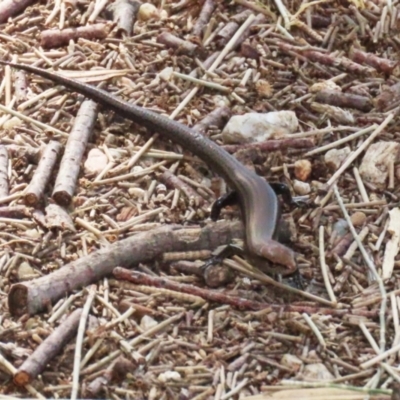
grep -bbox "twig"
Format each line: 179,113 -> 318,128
326,114 -> 394,187
333,184 -> 387,354
71,286 -> 96,400
319,226 -> 337,304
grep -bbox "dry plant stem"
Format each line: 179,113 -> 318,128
108,134 -> 158,176
159,169 -> 204,207
171,13 -> 256,119
222,138 -> 314,154
359,322 -> 380,354
113,267 -> 376,317
6,144 -> 43,163
48,292 -> 83,323
173,71 -> 231,93
14,308 -> 83,386
8,221 -> 244,316
326,114 -> 394,188
113,268 -> 280,311
0,146 -> 9,198
353,167 -> 369,203
319,226 -> 337,304
25,141 -> 62,207
360,341 -> 400,370
93,161 -> 167,185
52,100 -> 98,206
323,200 -> 386,211
81,313 -> 183,375
40,23 -> 112,48
0,104 -> 68,137
71,286 -> 96,400
225,257 -> 335,307
333,184 -> 387,354
302,313 -> 326,348
279,380 -> 391,396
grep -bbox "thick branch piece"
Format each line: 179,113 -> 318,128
0,0 -> 36,23
14,308 -> 82,386
25,141 -> 63,207
8,221 -> 244,316
52,100 -> 98,206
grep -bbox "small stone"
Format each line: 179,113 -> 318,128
84,149 -> 108,176
294,159 -> 312,181
293,180 -> 311,195
333,219 -> 349,237
24,229 -> 41,239
222,111 -> 298,144
158,370 -> 181,383
158,67 -> 173,81
350,211 -> 366,226
309,80 -> 341,93
140,315 -> 157,330
138,3 -> 159,21
325,147 -> 351,170
281,354 -> 303,372
359,141 -> 400,188
17,261 -> 37,281
128,187 -> 145,199
104,133 -> 116,145
3,117 -> 23,130
302,363 -> 334,380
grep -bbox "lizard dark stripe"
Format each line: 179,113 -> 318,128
0,61 -> 296,273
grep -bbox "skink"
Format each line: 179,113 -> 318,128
0,60 -> 297,275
